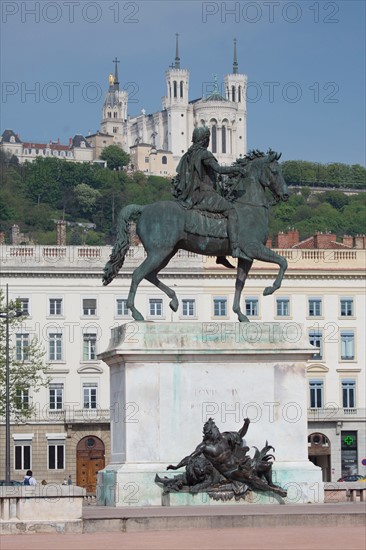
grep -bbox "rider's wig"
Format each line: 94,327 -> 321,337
192,126 -> 210,144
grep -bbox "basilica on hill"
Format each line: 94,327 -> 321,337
87,35 -> 248,175
1,36 -> 248,177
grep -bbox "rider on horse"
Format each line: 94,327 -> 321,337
173,126 -> 250,263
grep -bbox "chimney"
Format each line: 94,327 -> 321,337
11,224 -> 20,245
56,220 -> 67,246
69,137 -> 73,147
275,230 -> 298,248
354,235 -> 365,249
58,137 -> 60,144
286,229 -> 299,247
0,232 -> 5,245
266,237 -> 272,248
128,222 -> 140,246
314,231 -> 336,249
342,235 -> 353,248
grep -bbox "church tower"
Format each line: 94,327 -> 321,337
101,58 -> 128,146
224,39 -> 247,158
163,34 -> 191,161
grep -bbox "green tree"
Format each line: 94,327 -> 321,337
74,183 -> 101,215
100,145 -> 130,170
0,291 -> 49,419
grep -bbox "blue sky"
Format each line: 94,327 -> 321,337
1,0 -> 365,164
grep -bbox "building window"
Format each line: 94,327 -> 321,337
17,298 -> 30,316
232,85 -> 236,102
211,125 -> 217,154
173,80 -> 177,98
15,333 -> 29,361
238,85 -> 242,102
116,298 -> 128,316
182,299 -> 196,317
49,298 -> 62,316
245,298 -> 258,317
214,297 -> 227,317
162,155 -> 167,165
180,80 -> 184,98
82,298 -> 97,316
48,442 -> 65,470
308,298 -> 322,317
149,298 -> 163,317
222,126 -> 226,154
49,383 -> 64,410
15,388 -> 29,411
83,333 -> 97,361
309,329 -> 323,360
340,331 -> 355,360
49,333 -> 62,361
14,441 -> 31,470
145,156 -> 149,163
276,298 -> 290,317
108,112 -> 111,118
113,112 -> 117,118
309,379 -> 323,408
340,298 -> 353,317
113,127 -> 118,134
83,383 -> 97,409
342,379 -> 356,409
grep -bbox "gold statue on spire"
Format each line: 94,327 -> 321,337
109,73 -> 114,86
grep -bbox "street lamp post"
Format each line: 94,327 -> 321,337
0,284 -> 22,484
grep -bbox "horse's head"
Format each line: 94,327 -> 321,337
236,149 -> 289,204
261,149 -> 289,203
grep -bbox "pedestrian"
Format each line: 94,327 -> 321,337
23,470 -> 37,486
68,474 -> 72,485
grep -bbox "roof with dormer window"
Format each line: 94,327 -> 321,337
2,129 -> 22,143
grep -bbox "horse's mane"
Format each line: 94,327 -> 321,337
235,148 -> 281,166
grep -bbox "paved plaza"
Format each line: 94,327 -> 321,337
2,525 -> 366,550
2,503 -> 365,550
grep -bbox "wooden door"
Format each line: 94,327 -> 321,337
76,436 -> 105,493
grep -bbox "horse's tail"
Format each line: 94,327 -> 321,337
102,204 -> 145,286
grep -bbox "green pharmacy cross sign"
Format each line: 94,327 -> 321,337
343,435 -> 354,446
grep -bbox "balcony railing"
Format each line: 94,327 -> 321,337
308,407 -> 365,421
1,408 -> 110,424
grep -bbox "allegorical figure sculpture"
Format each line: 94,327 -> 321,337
155,418 -> 287,501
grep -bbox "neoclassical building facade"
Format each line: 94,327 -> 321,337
0,242 -> 365,491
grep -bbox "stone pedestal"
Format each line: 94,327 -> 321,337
97,322 -> 324,506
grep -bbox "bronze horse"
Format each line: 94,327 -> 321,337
103,150 -> 289,322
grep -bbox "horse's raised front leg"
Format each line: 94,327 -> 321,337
244,242 -> 288,296
232,259 -> 253,322
127,249 -> 174,321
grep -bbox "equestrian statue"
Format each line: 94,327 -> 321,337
103,126 -> 290,322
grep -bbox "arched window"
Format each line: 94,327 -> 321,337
173,81 -> 177,98
238,86 -> 241,102
211,124 -> 217,154
222,126 -> 226,154
180,81 -> 184,98
10,136 -> 15,143
107,112 -> 111,118
200,119 -> 206,126
162,155 -> 167,165
232,85 -> 236,102
169,84 -> 171,98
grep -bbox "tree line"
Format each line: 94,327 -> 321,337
0,148 -> 365,245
